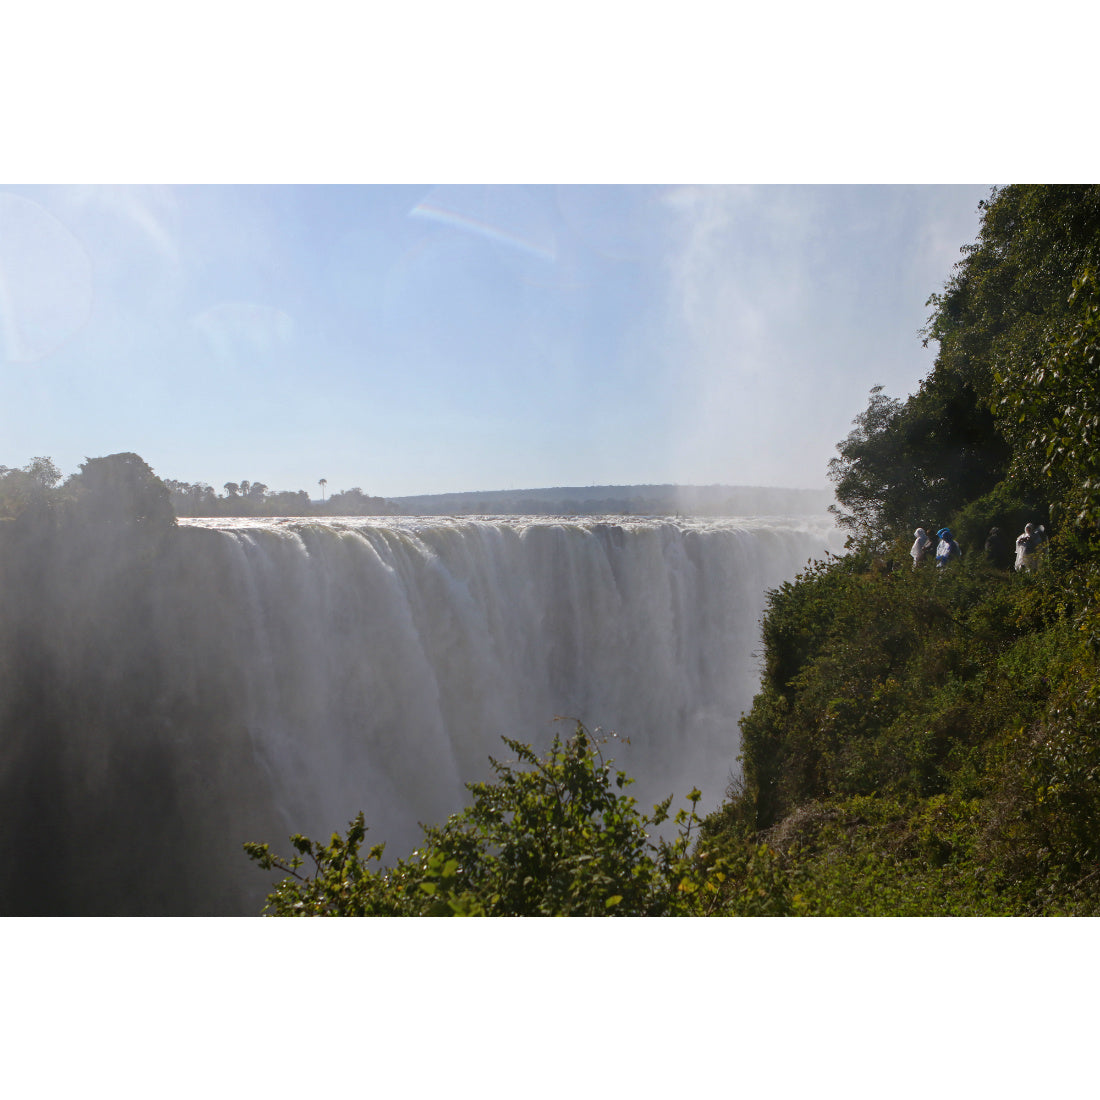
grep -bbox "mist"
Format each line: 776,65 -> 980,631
0,506 -> 837,915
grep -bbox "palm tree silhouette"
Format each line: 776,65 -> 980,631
318,478 -> 327,503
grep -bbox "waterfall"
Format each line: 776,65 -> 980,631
0,513 -> 838,915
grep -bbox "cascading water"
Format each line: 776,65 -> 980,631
0,513 -> 839,915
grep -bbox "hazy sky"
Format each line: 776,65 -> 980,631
0,183 -> 991,498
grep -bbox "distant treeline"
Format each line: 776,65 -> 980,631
163,479 -> 834,518
1,462 -> 832,520
390,484 -> 834,516
163,478 -> 401,517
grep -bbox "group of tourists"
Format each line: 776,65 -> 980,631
910,522 -> 1046,571
910,526 -> 962,569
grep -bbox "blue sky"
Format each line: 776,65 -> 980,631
0,183 -> 992,498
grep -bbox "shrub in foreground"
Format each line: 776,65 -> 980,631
245,724 -> 751,916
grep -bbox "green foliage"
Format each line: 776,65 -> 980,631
830,186 -> 1100,549
769,794 -> 1007,916
68,452 -> 175,532
1000,267 -> 1100,528
826,386 -> 906,542
828,377 -> 1009,545
165,475 -> 399,517
929,185 -> 1100,509
245,725 -> 732,916
244,814 -> 391,917
979,680 -> 1100,913
721,507 -> 1100,914
0,456 -> 69,522
743,551 -> 996,825
926,185 -> 1100,405
946,479 -> 1048,570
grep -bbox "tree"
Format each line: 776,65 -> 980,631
827,377 -> 1009,545
244,724 -> 729,916
264,489 -> 311,514
68,452 -> 174,532
22,456 -> 62,489
0,456 -> 68,521
827,386 -> 905,541
925,184 -> 1100,494
324,487 -> 394,515
318,478 -> 327,502
828,186 -> 1100,546
164,479 -> 218,517
1001,267 -> 1100,528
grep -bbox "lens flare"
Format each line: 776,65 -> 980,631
0,192 -> 93,364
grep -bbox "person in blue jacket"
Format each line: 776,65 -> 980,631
935,527 -> 962,568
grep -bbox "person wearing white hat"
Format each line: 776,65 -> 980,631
910,527 -> 933,567
1015,522 -> 1045,572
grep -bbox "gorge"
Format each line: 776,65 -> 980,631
0,511 -> 838,915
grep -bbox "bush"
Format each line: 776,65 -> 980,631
245,724 -> 731,916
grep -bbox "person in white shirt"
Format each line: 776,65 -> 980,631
910,527 -> 933,567
1015,523 -> 1045,572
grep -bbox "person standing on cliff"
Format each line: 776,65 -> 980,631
1015,522 -> 1045,571
911,528 -> 933,567
935,528 -> 962,568
984,526 -> 1005,566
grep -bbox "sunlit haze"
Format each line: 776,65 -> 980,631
0,184 -> 990,499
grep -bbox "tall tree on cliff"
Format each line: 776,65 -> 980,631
830,185 -> 1100,544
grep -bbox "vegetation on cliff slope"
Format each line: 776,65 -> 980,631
708,185 -> 1100,915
